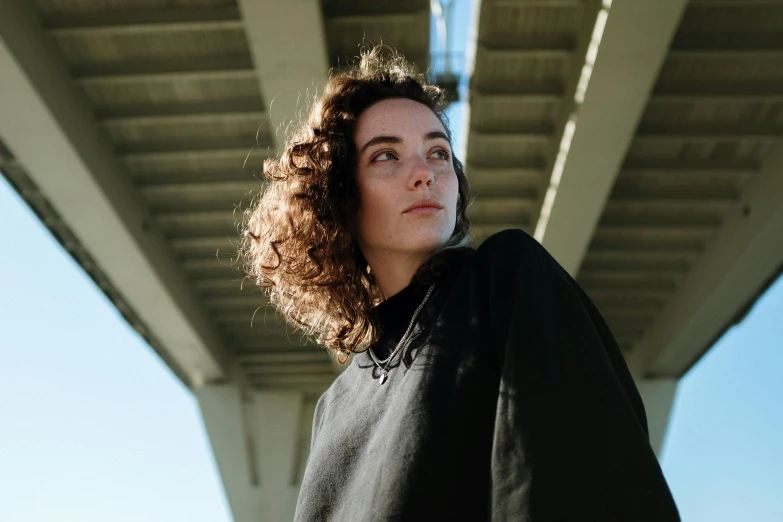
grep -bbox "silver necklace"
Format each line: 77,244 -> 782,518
368,283 -> 435,385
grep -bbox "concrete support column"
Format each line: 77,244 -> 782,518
637,378 -> 680,459
195,384 -> 259,522
255,391 -> 307,521
196,384 -> 312,522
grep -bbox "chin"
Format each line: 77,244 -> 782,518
407,227 -> 452,252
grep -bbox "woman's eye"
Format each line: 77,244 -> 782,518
373,151 -> 396,162
433,149 -> 451,160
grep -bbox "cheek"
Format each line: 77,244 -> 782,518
444,171 -> 460,207
356,181 -> 392,235
443,173 -> 460,231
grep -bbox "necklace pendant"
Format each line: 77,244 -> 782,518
379,370 -> 388,385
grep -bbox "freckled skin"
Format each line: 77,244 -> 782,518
353,98 -> 459,298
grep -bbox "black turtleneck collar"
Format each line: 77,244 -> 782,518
371,247 -> 474,332
373,280 -> 433,331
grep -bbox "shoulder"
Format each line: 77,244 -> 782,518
308,364 -> 350,445
474,228 -> 549,277
476,228 -> 540,256
472,228 -> 573,298
311,354 -> 360,421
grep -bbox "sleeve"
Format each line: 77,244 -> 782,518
480,229 -> 681,521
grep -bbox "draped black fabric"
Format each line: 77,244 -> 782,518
294,229 -> 680,522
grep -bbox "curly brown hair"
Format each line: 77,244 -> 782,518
239,46 -> 473,364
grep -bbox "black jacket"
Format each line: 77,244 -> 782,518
294,229 -> 680,521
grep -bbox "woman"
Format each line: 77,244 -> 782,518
241,47 -> 680,521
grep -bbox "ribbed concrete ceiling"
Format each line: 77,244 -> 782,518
3,0 -> 782,396
323,0 -> 430,71
578,0 -> 783,374
3,0 -> 429,394
465,0 -> 597,242
464,0 -> 783,379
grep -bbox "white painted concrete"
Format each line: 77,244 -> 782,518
538,0 -> 688,276
628,146 -> 783,379
0,0 -> 228,384
638,378 -> 680,458
196,385 -> 310,522
237,0 -> 328,151
196,384 -> 260,522
256,392 -> 307,521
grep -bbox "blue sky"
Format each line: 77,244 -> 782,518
2,1 -> 782,520
661,275 -> 783,521
0,174 -> 231,522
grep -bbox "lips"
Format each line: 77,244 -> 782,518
404,198 -> 443,213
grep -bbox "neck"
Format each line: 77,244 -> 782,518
366,250 -> 430,302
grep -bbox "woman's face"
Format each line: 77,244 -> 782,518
353,98 -> 459,262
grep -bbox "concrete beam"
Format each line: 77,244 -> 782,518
74,57 -> 256,83
537,0 -> 688,276
492,0 -> 581,5
95,100 -> 265,119
0,0 -> 230,384
102,111 -> 265,126
478,45 -> 573,58
652,93 -> 783,103
690,0 -> 781,4
637,378 -> 680,458
627,145 -> 783,379
237,0 -> 328,151
120,147 -> 257,163
45,7 -> 243,35
196,385 -> 315,522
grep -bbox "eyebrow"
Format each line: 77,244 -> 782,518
358,130 -> 451,156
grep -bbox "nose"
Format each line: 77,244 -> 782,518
409,155 -> 436,189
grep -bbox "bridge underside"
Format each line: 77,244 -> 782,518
2,0 -> 782,520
